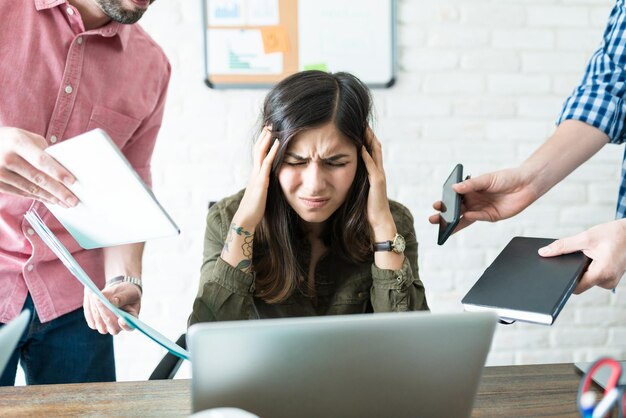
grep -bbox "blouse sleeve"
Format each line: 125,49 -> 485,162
188,198 -> 259,326
370,201 -> 429,312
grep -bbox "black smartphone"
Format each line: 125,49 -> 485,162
437,164 -> 463,246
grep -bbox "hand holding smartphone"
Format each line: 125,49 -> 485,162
437,164 -> 464,246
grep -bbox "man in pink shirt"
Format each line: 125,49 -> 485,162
0,0 -> 170,385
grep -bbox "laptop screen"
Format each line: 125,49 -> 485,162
188,311 -> 496,418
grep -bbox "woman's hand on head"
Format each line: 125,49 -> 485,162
361,128 -> 396,238
233,126 -> 280,230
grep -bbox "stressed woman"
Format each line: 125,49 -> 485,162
189,71 -> 428,324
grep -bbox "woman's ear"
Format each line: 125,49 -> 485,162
363,125 -> 375,151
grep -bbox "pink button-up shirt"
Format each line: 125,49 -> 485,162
0,1 -> 170,323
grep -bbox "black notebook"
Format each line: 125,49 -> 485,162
461,237 -> 590,325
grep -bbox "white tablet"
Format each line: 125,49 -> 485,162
44,129 -> 179,249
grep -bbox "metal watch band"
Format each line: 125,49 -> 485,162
106,275 -> 143,294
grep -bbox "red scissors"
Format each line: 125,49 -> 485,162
578,357 -> 626,418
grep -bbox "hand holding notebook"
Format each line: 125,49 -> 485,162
462,236 -> 591,325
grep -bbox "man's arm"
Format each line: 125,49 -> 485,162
430,0 -> 626,232
429,120 -> 609,232
519,119 -> 609,198
83,242 -> 144,335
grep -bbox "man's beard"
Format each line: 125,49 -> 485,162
93,0 -> 152,24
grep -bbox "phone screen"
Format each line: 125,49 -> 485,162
438,164 -> 463,245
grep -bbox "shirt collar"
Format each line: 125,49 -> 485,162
94,21 -> 132,50
34,0 -> 132,50
35,0 -> 66,9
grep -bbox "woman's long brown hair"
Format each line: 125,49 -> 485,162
252,71 -> 374,303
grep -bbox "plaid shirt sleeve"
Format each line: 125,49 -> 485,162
557,1 -> 626,219
557,0 -> 626,145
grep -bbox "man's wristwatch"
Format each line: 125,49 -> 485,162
106,275 -> 143,295
372,233 -> 406,254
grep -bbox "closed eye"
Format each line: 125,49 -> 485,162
326,161 -> 348,167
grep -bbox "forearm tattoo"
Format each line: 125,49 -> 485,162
223,223 -> 254,273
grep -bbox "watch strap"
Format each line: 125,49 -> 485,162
372,240 -> 393,252
106,275 -> 143,295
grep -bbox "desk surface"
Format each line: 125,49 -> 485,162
0,363 -> 582,417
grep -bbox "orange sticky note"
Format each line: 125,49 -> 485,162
260,26 -> 289,54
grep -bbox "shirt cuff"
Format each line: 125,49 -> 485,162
371,257 -> 414,290
211,257 -> 255,296
557,90 -> 626,144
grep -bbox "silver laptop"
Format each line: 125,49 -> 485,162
0,310 -> 30,376
188,311 -> 497,418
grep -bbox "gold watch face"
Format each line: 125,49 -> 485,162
392,234 -> 406,254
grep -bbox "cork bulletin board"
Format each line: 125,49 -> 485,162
202,0 -> 396,88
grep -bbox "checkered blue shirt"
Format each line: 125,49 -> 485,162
557,0 -> 626,219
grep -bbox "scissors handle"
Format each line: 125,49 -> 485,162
581,358 -> 622,395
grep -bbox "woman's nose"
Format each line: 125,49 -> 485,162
301,163 -> 326,193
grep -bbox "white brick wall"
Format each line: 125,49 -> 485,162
109,0 -> 626,381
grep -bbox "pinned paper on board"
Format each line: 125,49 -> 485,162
208,29 -> 283,74
303,63 -> 329,72
208,0 -> 279,26
260,26 -> 289,54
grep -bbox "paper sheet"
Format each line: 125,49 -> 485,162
208,0 -> 279,26
208,29 -> 283,75
24,210 -> 190,361
44,129 -> 179,249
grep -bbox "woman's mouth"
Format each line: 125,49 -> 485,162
300,197 -> 330,208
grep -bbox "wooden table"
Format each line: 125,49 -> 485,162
0,363 -> 583,417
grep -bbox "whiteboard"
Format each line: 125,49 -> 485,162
202,0 -> 396,88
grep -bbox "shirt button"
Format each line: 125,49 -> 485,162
65,85 -> 73,94
77,37 -> 83,45
27,228 -> 34,236
50,135 -> 58,143
27,265 -> 34,272
66,7 -> 74,15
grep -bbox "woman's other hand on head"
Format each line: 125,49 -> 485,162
361,128 -> 395,237
233,126 -> 280,231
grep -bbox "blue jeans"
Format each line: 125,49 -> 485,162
0,294 -> 115,385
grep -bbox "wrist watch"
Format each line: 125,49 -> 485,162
106,275 -> 143,295
372,233 -> 406,254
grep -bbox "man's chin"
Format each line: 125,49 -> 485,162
95,0 -> 150,24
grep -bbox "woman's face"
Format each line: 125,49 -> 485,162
278,122 -> 358,227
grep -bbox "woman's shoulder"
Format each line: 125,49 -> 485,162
388,199 -> 415,232
388,199 -> 414,220
210,189 -> 245,212
206,189 -> 245,228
